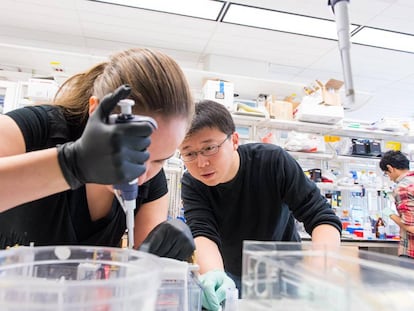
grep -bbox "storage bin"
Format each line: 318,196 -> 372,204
0,245 -> 162,311
242,241 -> 414,310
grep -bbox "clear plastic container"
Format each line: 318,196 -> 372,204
0,245 -> 162,311
242,241 -> 414,310
156,258 -> 202,311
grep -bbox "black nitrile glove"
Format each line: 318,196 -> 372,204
57,85 -> 154,189
140,219 -> 196,261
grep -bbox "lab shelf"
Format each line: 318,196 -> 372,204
183,68 -> 305,101
232,113 -> 408,217
232,114 -> 414,142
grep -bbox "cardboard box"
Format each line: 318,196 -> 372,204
316,79 -> 344,106
202,79 -> 234,111
269,100 -> 293,120
283,94 -> 300,111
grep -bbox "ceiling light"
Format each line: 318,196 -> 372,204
92,0 -> 225,20
222,3 -> 358,40
351,27 -> 414,53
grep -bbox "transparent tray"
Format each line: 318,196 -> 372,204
0,245 -> 162,311
242,241 -> 414,310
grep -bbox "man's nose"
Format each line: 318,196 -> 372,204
196,153 -> 210,167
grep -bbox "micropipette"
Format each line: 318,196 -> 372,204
110,99 -> 157,248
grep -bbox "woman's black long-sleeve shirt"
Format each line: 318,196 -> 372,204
0,105 -> 167,248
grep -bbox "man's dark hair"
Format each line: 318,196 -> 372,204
185,100 -> 235,138
379,150 -> 409,171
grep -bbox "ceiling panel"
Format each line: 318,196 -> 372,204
0,0 -> 81,33
207,24 -> 340,68
230,0 -> 334,19
0,0 -> 414,121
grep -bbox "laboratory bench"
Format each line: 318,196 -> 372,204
339,237 -> 399,256
301,235 -> 399,256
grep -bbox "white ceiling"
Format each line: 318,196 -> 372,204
1,0 -> 414,122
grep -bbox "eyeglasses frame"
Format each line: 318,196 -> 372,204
180,134 -> 231,162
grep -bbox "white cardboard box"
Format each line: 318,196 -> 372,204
295,96 -> 344,124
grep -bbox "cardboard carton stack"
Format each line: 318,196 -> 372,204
295,79 -> 345,124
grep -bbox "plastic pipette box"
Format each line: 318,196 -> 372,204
156,258 -> 202,311
241,241 -> 414,310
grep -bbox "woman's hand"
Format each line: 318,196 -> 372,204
57,85 -> 154,189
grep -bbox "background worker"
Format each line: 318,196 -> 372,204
0,47 -> 195,260
179,100 -> 342,310
380,150 -> 414,259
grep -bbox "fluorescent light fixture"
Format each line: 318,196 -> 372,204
222,4 -> 358,40
93,0 -> 225,20
351,27 -> 414,53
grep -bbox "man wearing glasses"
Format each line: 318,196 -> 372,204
380,150 -> 414,260
179,99 -> 342,311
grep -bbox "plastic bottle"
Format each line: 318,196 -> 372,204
363,221 -> 373,239
375,217 -> 386,239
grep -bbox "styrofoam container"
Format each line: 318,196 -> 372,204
0,245 -> 162,311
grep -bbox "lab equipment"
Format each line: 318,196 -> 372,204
164,157 -> 185,220
329,0 -> 355,109
0,245 -> 162,311
223,287 -> 239,311
156,257 -> 202,311
57,85 -> 152,189
241,241 -> 414,310
375,217 -> 386,239
110,99 -> 157,248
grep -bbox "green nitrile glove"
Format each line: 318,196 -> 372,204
199,270 -> 236,311
383,206 -> 398,217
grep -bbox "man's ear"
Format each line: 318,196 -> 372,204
88,96 -> 99,115
231,132 -> 240,150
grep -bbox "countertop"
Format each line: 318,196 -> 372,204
301,234 -> 399,245
301,235 -> 399,256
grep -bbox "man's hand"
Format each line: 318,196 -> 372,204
199,270 -> 236,311
57,85 -> 154,189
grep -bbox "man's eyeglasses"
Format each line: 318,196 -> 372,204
180,135 -> 231,162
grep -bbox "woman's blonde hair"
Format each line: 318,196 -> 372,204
53,48 -> 193,124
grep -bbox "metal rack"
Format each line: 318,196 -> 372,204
164,157 -> 185,220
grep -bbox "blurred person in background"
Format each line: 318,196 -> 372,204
380,150 -> 414,259
0,47 -> 195,260
179,99 -> 342,310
